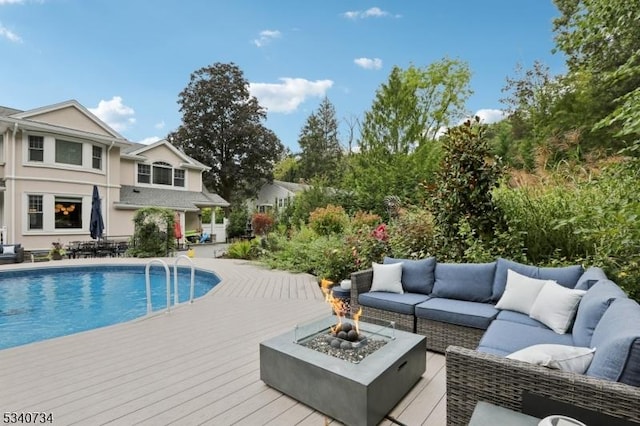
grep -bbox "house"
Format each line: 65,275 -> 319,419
249,179 -> 311,214
0,100 -> 229,250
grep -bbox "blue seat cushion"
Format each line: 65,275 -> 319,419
358,292 -> 430,315
415,298 -> 499,330
587,298 -> 640,386
572,279 -> 627,347
492,258 -> 583,301
575,266 -> 608,290
478,319 -> 574,355
383,256 -> 436,294
431,262 -> 496,302
495,310 -> 548,328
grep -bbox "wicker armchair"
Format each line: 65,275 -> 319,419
446,345 -> 640,426
350,269 -> 416,332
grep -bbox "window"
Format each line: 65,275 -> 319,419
138,164 -> 150,183
28,135 -> 44,162
92,146 -> 102,169
28,195 -> 43,230
54,197 -> 82,229
55,139 -> 82,165
152,161 -> 172,185
174,169 -> 185,187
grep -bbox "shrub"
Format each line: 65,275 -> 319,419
387,208 -> 436,259
227,240 -> 253,259
227,201 -> 249,239
309,204 -> 348,235
350,211 -> 382,229
129,207 -> 175,257
251,212 -> 274,235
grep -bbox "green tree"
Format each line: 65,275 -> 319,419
429,118 -> 504,260
170,62 -> 285,202
552,0 -> 640,149
298,97 -> 343,184
273,153 -> 301,182
345,59 -> 470,216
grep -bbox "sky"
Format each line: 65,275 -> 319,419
0,0 -> 567,151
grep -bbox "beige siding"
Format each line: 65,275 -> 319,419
26,105 -> 113,136
120,158 -> 136,186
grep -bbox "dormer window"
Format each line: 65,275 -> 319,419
152,161 -> 173,185
137,161 -> 185,187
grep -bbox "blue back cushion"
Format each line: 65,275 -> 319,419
572,279 -> 627,347
492,258 -> 583,301
383,257 -> 436,294
432,262 -> 496,302
575,266 -> 608,290
587,298 -> 640,386
492,258 -> 538,301
538,265 -> 584,288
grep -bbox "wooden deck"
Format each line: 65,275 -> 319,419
0,258 -> 446,425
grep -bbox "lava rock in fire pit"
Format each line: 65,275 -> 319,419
337,331 -> 348,340
340,322 -> 353,332
330,339 -> 341,349
347,330 -> 358,341
340,340 -> 352,350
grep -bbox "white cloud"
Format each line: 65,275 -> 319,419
253,29 -> 281,47
154,120 -> 165,130
342,7 -> 399,20
249,78 -> 333,113
354,57 -> 382,70
89,96 -> 136,132
474,109 -> 507,124
0,24 -> 22,43
138,136 -> 161,145
0,0 -> 26,4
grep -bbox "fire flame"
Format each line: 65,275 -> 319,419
320,279 -> 362,335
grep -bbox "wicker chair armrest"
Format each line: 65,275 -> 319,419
350,269 -> 373,311
15,246 -> 25,263
445,345 -> 640,425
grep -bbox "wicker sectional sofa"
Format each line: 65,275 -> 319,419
350,257 -> 640,424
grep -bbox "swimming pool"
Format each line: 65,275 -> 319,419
0,264 -> 220,350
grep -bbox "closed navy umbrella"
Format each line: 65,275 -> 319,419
90,185 -> 105,240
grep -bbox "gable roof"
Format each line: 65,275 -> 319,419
0,100 -> 131,148
271,180 -> 312,193
10,99 -> 125,139
115,185 -> 229,211
122,139 -> 210,171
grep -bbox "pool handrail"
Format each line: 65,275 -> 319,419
145,259 -> 171,314
173,255 -> 196,304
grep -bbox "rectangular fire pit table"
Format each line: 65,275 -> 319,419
260,316 -> 426,426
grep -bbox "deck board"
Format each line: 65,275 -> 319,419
0,257 -> 446,425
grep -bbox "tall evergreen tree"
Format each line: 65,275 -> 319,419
298,97 -> 342,183
169,62 -> 284,202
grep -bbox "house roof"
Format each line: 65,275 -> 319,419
121,139 -> 210,171
0,100 -> 131,148
272,180 -> 312,193
115,185 -> 229,211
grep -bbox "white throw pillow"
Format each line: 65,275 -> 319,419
529,281 -> 586,334
3,245 -> 15,255
495,269 -> 549,315
370,262 -> 404,294
507,344 -> 596,374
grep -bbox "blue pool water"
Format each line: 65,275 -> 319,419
0,265 -> 220,350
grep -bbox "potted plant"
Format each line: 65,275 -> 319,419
49,241 -> 66,260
